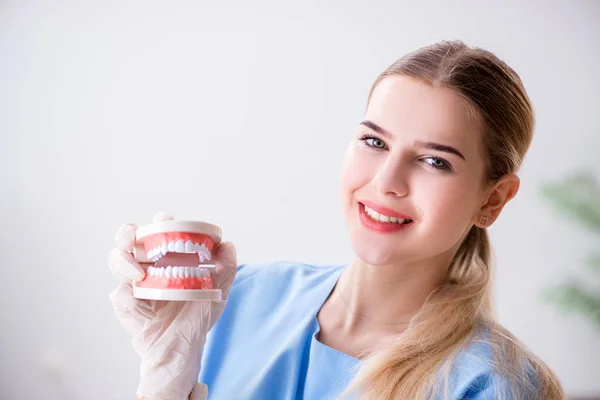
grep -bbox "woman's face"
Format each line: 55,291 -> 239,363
341,75 -> 491,267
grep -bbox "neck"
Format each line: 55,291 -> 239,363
331,252 -> 452,335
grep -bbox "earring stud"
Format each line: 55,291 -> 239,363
479,216 -> 488,227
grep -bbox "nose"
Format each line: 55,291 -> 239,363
372,156 -> 409,197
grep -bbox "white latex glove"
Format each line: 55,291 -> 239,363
108,212 -> 237,400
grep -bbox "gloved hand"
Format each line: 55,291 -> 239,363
108,212 -> 237,400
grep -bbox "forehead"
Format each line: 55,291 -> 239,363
366,75 -> 483,154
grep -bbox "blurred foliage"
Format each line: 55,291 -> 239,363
541,172 -> 600,329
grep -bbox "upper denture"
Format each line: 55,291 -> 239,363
142,232 -> 215,262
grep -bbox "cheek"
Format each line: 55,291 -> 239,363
417,178 -> 478,245
340,145 -> 371,201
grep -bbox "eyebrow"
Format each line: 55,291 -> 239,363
359,120 -> 466,161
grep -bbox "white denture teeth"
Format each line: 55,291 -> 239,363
146,241 -> 212,261
147,266 -> 211,279
364,204 -> 412,224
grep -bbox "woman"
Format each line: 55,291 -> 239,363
108,40 -> 565,399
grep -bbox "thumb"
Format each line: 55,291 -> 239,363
212,241 -> 237,299
153,211 -> 175,223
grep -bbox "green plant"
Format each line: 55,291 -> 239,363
540,171 -> 600,328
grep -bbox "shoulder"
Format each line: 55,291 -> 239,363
231,260 -> 345,293
209,261 -> 344,343
234,260 -> 345,280
222,261 -> 344,315
449,335 -> 540,400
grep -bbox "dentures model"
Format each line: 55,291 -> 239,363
131,220 -> 222,301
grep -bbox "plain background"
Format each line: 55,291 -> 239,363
1,1 -> 599,399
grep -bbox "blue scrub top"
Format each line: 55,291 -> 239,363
199,262 -> 532,399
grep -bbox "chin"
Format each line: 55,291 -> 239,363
349,230 -> 399,266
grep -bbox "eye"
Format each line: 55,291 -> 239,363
359,134 -> 387,150
422,156 -> 452,171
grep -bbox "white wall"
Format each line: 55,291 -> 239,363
1,1 -> 599,398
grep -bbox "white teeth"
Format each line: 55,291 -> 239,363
146,240 -> 213,262
148,245 -> 166,261
364,205 -> 410,224
146,266 -> 212,279
199,243 -> 210,261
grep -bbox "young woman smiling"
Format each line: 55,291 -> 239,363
109,40 -> 564,400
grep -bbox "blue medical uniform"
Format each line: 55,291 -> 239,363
199,262 -> 533,399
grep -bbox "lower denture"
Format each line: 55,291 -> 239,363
137,274 -> 214,290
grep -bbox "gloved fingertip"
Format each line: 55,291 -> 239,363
152,211 -> 175,223
115,223 -> 137,249
109,249 -> 145,281
123,260 -> 145,281
130,269 -> 145,282
216,241 -> 237,267
190,383 -> 208,400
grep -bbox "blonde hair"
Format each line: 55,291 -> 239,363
341,41 -> 565,399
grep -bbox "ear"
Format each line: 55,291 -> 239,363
473,174 -> 520,228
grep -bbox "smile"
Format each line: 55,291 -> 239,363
364,204 -> 412,224
358,202 -> 414,233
